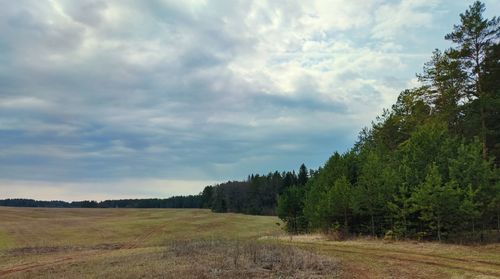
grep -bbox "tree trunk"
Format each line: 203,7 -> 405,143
403,216 -> 407,239
344,208 -> 348,232
481,223 -> 485,243
437,218 -> 441,242
480,104 -> 488,160
371,214 -> 375,237
497,212 -> 499,231
475,47 -> 488,160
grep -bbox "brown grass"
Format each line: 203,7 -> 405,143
1,207 -> 499,278
163,239 -> 340,278
275,235 -> 500,278
0,207 -> 286,278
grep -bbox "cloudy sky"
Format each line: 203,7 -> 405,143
1,0 -> 498,201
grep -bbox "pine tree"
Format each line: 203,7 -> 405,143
412,164 -> 461,241
387,183 -> 412,238
480,43 -> 500,165
445,1 -> 500,159
277,186 -> 306,233
354,151 -> 392,236
417,49 -> 467,130
298,163 -> 309,186
459,184 -> 481,234
327,176 -> 352,232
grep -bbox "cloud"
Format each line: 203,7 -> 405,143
0,0 -> 470,199
372,0 -> 439,40
0,97 -> 52,110
57,1 -> 109,28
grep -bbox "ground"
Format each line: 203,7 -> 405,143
0,207 -> 499,278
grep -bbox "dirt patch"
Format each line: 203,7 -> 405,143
92,243 -> 123,251
8,243 -> 125,256
0,256 -> 75,277
8,246 -> 80,256
262,233 -> 328,242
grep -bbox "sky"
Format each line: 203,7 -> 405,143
1,0 -> 499,201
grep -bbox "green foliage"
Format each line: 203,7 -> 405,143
354,150 -> 395,235
298,164 -> 309,186
445,1 -> 500,160
327,176 -> 353,231
487,180 -> 500,230
411,164 -> 461,241
277,185 -> 307,233
387,183 -> 412,238
449,139 -> 491,190
417,49 -> 467,130
398,122 -> 457,188
287,2 -> 499,242
211,187 -> 227,213
303,152 -> 351,229
459,184 -> 482,233
199,164 -> 310,216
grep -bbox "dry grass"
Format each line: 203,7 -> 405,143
163,239 -> 340,278
0,207 -> 286,278
0,207 -> 282,250
1,241 -> 341,279
274,234 -> 500,278
1,207 -> 499,278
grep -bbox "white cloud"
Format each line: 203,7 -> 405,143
372,0 -> 439,40
0,97 -> 52,110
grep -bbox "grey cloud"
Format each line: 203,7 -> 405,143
0,0 -> 457,198
2,4 -> 85,55
60,1 -> 108,27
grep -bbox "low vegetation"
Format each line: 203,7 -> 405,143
1,207 -> 500,278
163,239 -> 339,278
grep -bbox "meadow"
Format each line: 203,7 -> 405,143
0,207 -> 499,278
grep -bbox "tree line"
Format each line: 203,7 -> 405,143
199,164 -> 311,215
0,196 -> 203,208
277,2 -> 499,242
0,165 -> 310,212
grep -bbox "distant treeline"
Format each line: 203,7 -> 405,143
199,165 -> 311,215
0,166 -> 309,215
0,167 -> 307,212
0,196 -> 203,209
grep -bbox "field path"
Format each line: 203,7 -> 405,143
291,241 -> 500,278
0,256 -> 76,277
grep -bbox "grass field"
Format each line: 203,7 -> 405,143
0,207 -> 499,278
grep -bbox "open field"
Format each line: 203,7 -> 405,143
0,207 -> 499,278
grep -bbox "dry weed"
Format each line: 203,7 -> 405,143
163,239 -> 340,278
